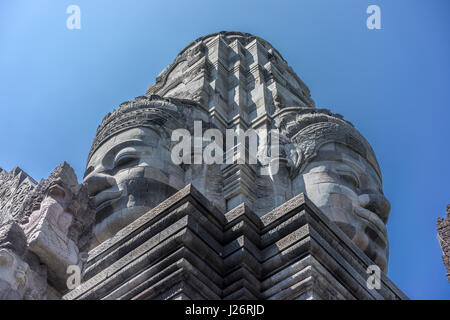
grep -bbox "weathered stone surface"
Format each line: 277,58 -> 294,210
0,162 -> 94,298
64,185 -> 407,300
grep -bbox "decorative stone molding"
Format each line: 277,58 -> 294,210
64,185 -> 407,300
272,107 -> 381,180
0,167 -> 37,225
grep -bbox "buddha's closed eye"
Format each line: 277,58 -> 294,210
336,170 -> 360,189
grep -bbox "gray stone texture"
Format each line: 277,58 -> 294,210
0,167 -> 37,225
63,185 -> 407,300
0,163 -> 94,298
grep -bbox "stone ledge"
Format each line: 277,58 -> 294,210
64,184 -> 407,300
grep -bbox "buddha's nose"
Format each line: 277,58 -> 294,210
358,193 -> 390,224
83,172 -> 116,197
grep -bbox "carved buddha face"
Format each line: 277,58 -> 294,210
84,127 -> 184,247
293,142 -> 390,272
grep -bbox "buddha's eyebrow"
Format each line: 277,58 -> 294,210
103,140 -> 147,160
83,140 -> 148,178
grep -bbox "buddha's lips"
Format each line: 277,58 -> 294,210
95,190 -> 123,210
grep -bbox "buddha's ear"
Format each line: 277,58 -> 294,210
0,249 -> 14,267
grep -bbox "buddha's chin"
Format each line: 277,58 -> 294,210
90,205 -> 152,249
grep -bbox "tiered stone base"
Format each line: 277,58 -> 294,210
64,185 -> 407,300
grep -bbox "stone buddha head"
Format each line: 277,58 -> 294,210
83,96 -> 206,247
275,108 -> 390,272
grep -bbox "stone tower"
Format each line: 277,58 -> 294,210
0,32 -> 407,300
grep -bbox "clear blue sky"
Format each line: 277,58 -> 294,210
1,0 -> 449,299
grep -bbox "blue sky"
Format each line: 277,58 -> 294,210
0,0 -> 449,299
